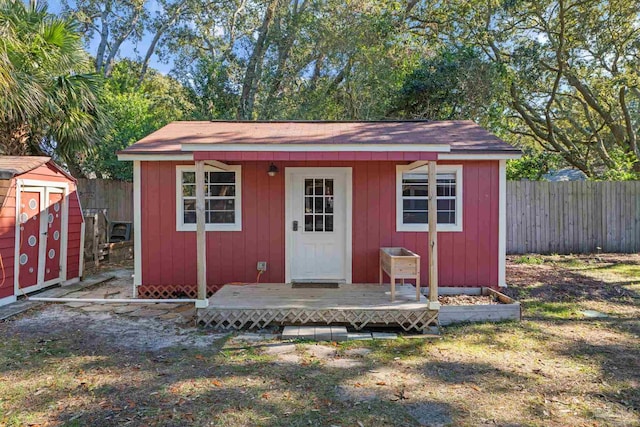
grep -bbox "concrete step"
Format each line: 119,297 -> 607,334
282,325 -> 348,342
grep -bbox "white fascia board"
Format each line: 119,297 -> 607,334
438,153 -> 521,160
180,143 -> 451,153
117,153 -> 194,161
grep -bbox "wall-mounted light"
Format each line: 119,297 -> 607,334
268,163 -> 278,177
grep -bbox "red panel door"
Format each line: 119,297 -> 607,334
44,191 -> 63,282
18,190 -> 42,289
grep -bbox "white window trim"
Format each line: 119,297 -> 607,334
396,164 -> 463,232
176,164 -> 242,232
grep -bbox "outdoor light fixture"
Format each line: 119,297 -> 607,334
268,163 -> 279,177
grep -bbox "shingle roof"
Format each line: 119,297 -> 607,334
119,120 -> 520,155
0,156 -> 51,179
0,156 -> 51,207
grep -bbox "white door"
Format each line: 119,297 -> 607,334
286,168 -> 352,283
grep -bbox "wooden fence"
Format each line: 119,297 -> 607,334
73,179 -> 640,254
76,179 -> 133,222
506,181 -> 640,254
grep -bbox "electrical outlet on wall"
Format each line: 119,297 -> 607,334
257,261 -> 267,272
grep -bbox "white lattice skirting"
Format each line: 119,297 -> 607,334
197,308 -> 439,332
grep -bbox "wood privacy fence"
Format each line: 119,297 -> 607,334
76,179 -> 133,222
73,179 -> 640,254
506,181 -> 640,254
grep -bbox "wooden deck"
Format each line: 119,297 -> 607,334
197,283 -> 439,331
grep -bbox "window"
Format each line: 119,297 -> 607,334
176,165 -> 242,231
304,178 -> 334,232
396,164 -> 462,232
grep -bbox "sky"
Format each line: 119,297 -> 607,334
47,1 -> 175,74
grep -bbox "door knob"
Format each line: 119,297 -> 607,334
292,220 -> 298,231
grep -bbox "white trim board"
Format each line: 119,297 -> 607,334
118,153 -> 194,161
133,161 -> 142,288
0,295 -> 17,307
396,164 -> 463,232
175,164 -> 242,232
498,160 -> 507,287
284,167 -> 353,284
181,143 -> 451,153
438,153 -> 521,160
118,151 -> 521,161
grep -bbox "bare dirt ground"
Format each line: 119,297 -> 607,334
0,254 -> 638,426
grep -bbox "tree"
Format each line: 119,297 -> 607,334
0,0 -> 103,174
389,47 -> 507,125
169,0 -> 424,121
81,60 -> 193,180
437,0 -> 640,178
64,0 -> 188,79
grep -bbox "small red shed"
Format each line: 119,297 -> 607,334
117,121 -> 521,302
0,156 -> 84,306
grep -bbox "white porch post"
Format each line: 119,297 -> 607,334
427,160 -> 440,310
195,160 -> 209,308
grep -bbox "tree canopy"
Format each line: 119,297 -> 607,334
1,0 -> 638,180
0,0 -> 103,173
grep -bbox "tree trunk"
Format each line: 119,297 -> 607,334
0,122 -> 31,156
237,0 -> 280,120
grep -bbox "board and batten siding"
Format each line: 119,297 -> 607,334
139,160 -> 500,290
0,181 -> 17,298
506,180 -> 640,254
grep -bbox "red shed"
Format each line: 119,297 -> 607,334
0,156 -> 84,306
118,121 -> 521,305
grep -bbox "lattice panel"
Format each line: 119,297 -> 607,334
197,308 -> 439,332
137,284 -> 223,299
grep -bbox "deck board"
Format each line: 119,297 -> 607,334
207,283 -> 428,310
198,283 -> 437,331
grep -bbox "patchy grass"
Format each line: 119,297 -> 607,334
0,254 -> 638,426
513,254 -> 545,265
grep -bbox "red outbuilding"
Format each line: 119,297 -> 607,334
118,120 -> 521,304
0,156 -> 84,306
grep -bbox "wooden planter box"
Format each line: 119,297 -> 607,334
438,287 -> 521,325
379,247 -> 421,301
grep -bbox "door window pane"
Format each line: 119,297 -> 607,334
303,178 -> 334,232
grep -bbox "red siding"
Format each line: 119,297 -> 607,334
0,182 -> 17,298
140,160 -> 500,292
20,164 -> 83,281
0,162 -> 84,300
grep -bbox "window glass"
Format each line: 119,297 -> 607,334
181,170 -> 237,225
401,172 -> 458,225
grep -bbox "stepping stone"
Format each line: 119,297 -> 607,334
331,326 -> 348,342
347,332 -> 373,341
372,332 -> 397,340
128,308 -> 167,318
581,310 -> 609,318
314,326 -> 333,341
306,344 -> 336,359
263,343 -> 297,355
158,312 -> 180,320
234,333 -> 278,342
113,305 -> 140,314
64,302 -> 91,308
297,326 -> 316,339
281,326 -> 299,340
325,358 -> 363,369
344,348 -> 372,357
80,304 -> 113,312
